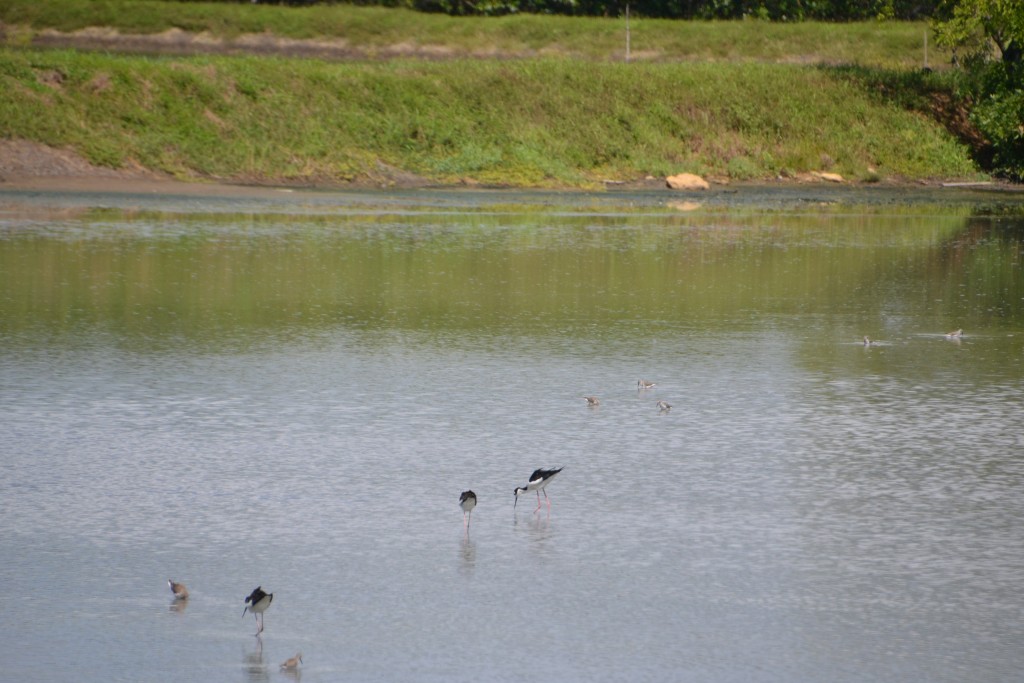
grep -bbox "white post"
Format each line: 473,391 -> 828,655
626,4 -> 631,63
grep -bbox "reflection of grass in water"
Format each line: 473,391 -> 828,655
5,200 -> 1019,341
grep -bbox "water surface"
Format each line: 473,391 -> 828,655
1,185 -> 1023,682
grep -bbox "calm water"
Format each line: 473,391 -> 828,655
1,185 -> 1023,682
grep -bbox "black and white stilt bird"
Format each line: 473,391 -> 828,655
459,490 -> 477,530
243,586 -> 273,635
167,579 -> 189,600
514,467 -> 563,512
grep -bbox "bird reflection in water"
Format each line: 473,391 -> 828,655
514,508 -> 553,535
459,535 -> 477,575
244,637 -> 269,683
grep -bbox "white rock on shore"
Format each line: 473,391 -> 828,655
666,173 -> 710,190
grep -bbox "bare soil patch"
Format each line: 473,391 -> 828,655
27,26 -> 508,61
0,139 -> 162,181
0,139 -> 444,193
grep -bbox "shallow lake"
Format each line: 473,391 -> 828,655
1,184 -> 1023,682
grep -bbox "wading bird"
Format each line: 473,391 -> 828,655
167,579 -> 189,600
280,652 -> 303,670
459,490 -> 477,531
243,586 -> 273,635
514,467 -> 563,513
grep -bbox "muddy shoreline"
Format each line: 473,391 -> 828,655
2,133 -> 1019,201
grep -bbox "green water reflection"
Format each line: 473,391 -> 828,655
1,199 -> 1023,342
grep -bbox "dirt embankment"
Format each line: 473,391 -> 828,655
0,139 -> 448,193
21,25 -> 513,61
0,139 -> 158,180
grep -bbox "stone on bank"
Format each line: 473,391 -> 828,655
666,173 -> 710,190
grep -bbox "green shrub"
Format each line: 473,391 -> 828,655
966,63 -> 1024,180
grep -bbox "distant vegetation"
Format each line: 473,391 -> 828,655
0,0 -> 946,69
156,0 -> 942,20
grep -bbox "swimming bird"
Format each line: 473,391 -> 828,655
583,396 -> 600,406
657,400 -> 672,412
280,652 -> 303,670
863,336 -> 874,346
946,328 -> 963,338
514,467 -> 563,512
459,490 -> 477,531
637,379 -> 657,390
167,579 -> 189,600
243,586 -> 273,635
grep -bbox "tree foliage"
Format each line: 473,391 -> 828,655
933,1 -> 1024,180
933,0 -> 1023,63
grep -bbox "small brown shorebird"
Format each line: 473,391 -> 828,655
243,586 -> 273,635
583,396 -> 600,406
637,379 -> 657,390
167,579 -> 189,600
863,336 -> 875,346
514,467 -> 563,513
280,652 -> 303,670
946,328 -> 963,338
657,400 -> 672,412
459,490 -> 477,531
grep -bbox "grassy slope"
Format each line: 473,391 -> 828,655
0,2 -> 982,187
1,0 -> 949,68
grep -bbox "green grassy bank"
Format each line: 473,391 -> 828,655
0,48 -> 981,188
1,0 -> 949,68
